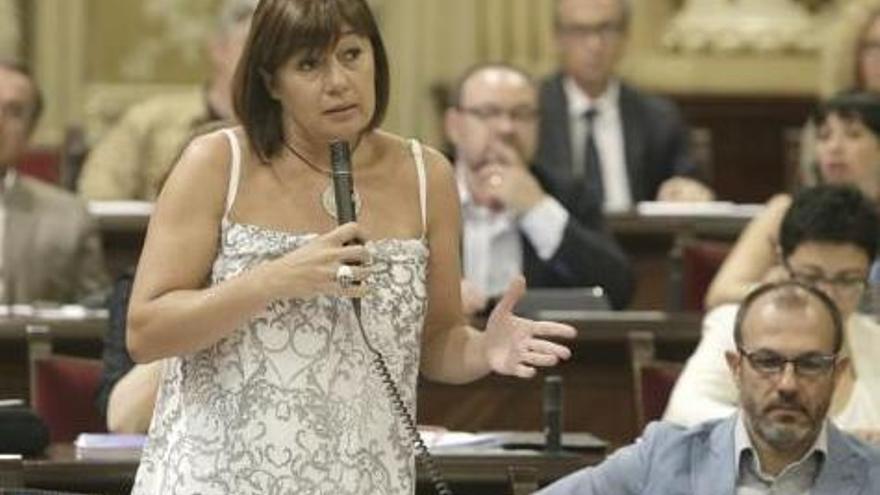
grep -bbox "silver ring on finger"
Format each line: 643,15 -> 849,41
336,264 -> 356,289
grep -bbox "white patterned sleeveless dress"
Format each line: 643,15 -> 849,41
132,129 -> 429,495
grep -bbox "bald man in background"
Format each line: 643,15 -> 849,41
445,63 -> 634,313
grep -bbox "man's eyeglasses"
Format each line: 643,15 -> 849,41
556,21 -> 623,41
738,347 -> 838,378
457,105 -> 539,124
782,260 -> 867,297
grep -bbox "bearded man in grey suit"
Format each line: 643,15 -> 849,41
539,280 -> 880,494
537,0 -> 713,217
0,61 -> 108,304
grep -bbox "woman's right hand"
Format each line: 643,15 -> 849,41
258,222 -> 372,301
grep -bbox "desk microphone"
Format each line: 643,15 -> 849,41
544,375 -> 563,452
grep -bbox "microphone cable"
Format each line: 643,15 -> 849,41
330,140 -> 453,495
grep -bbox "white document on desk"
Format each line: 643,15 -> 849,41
636,201 -> 764,218
75,433 -> 147,461
87,200 -> 154,217
419,430 -> 501,451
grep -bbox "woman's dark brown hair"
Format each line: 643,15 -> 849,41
232,0 -> 390,162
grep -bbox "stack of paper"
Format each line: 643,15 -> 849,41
74,433 -> 147,461
418,429 -> 500,451
636,201 -> 764,218
87,200 -> 154,217
0,304 -> 107,319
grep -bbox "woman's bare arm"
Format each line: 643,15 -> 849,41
127,130 -> 368,363
703,194 -> 792,309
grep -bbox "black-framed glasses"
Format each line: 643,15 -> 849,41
556,21 -> 623,41
738,347 -> 838,378
457,105 -> 539,124
782,259 -> 867,296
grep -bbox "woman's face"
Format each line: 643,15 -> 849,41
816,113 -> 880,200
270,30 -> 376,143
860,15 -> 880,92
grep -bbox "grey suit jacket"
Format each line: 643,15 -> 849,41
539,417 -> 880,494
535,75 -> 696,213
3,174 -> 109,304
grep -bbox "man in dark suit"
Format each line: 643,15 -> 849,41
537,0 -> 713,216
445,63 -> 634,312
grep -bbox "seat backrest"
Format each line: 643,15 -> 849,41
680,239 -> 732,311
18,148 -> 60,184
27,326 -> 106,443
627,331 -> 684,433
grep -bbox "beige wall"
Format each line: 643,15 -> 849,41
25,0 -> 829,148
620,0 -> 820,95
0,0 -> 20,61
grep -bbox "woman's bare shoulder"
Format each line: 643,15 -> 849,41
367,130 -> 451,175
155,127 -> 241,211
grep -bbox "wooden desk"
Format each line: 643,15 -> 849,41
21,434 -> 605,495
0,310 -> 699,449
419,311 -> 701,448
0,310 -> 107,341
89,202 -> 755,310
0,311 -> 107,400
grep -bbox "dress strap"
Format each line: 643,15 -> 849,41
220,128 -> 242,222
408,139 -> 428,237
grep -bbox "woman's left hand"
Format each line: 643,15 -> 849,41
483,276 -> 577,378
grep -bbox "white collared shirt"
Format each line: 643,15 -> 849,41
563,77 -> 631,213
457,165 -> 568,298
734,413 -> 827,495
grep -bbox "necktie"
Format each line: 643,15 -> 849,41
583,108 -> 604,204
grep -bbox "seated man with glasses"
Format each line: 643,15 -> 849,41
540,280 -> 880,494
535,0 -> 713,216
445,63 -> 634,313
665,185 -> 880,441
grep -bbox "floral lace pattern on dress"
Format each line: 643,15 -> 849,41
133,221 -> 428,495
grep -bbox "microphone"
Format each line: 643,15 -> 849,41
329,140 -> 362,319
543,375 -> 563,452
330,140 -> 357,225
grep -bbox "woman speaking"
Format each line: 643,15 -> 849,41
125,0 -> 575,493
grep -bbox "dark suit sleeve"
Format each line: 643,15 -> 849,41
622,86 -> 701,200
662,101 -> 698,179
527,167 -> 635,309
95,273 -> 135,419
544,216 -> 635,309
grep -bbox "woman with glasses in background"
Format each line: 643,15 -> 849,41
706,91 -> 880,308
665,185 -> 880,442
